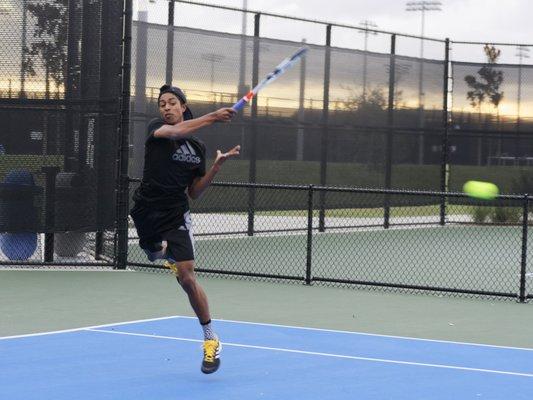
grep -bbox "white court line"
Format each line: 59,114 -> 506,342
0,315 -> 178,340
3,314 -> 533,353
85,328 -> 533,379
0,268 -> 121,272
191,223 -> 455,241
178,316 -> 533,353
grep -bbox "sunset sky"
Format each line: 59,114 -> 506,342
2,0 -> 532,116
130,0 -> 533,117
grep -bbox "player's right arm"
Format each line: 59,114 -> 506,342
153,108 -> 235,139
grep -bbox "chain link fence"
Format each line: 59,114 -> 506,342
118,1 -> 533,300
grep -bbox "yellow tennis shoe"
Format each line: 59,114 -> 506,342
162,260 -> 179,275
201,339 -> 221,374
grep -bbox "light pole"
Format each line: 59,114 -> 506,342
406,1 -> 442,164
296,38 -> 307,161
201,53 -> 225,95
385,62 -> 412,108
406,1 -> 442,106
238,0 -> 248,98
359,20 -> 377,99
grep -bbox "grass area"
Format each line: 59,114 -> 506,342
192,160 -> 532,213
448,165 -> 532,194
213,160 -> 533,193
213,160 -> 441,189
240,204 -> 473,218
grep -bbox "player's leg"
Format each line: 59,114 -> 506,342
173,260 -> 221,374
163,213 -> 221,374
174,260 -> 211,322
130,205 -> 168,262
140,239 -> 167,261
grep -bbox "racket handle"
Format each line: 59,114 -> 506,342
233,98 -> 248,111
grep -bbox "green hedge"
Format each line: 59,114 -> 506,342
213,160 -> 441,190
449,165 -> 533,194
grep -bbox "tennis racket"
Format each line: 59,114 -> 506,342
233,46 -> 309,111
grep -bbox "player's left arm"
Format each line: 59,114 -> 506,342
188,145 -> 240,200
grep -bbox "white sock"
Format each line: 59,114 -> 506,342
201,320 -> 218,340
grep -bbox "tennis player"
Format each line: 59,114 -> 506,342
130,84 -> 239,374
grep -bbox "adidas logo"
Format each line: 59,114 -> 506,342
172,142 -> 201,164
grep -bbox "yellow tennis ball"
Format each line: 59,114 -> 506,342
463,180 -> 499,200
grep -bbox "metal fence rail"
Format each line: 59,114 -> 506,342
126,179 -> 532,302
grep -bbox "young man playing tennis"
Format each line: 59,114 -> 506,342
130,84 -> 239,374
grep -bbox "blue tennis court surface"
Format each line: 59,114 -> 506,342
1,316 -> 532,399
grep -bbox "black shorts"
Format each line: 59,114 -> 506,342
130,204 -> 195,262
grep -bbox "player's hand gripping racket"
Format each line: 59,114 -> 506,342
233,46 -> 309,111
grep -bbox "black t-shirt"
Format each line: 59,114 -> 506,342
133,118 -> 207,211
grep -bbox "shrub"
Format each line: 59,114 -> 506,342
490,207 -> 521,224
511,170 -> 533,195
470,206 -> 492,223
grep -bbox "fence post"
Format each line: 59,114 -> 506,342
166,0 -> 175,84
237,4 -> 248,99
64,0 -> 80,171
247,13 -> 260,236
96,0 -> 124,262
519,193 -> 529,303
439,38 -> 450,226
115,0 -> 133,270
384,34 -> 396,229
318,24 -> 332,233
132,2 -> 148,178
296,38 -> 307,161
306,185 -> 314,285
95,231 -> 103,260
42,166 -> 60,262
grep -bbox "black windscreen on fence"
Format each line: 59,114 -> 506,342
0,0 -> 123,265
448,58 -> 533,196
0,0 -> 122,234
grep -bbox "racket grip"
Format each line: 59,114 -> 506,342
233,98 -> 248,111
